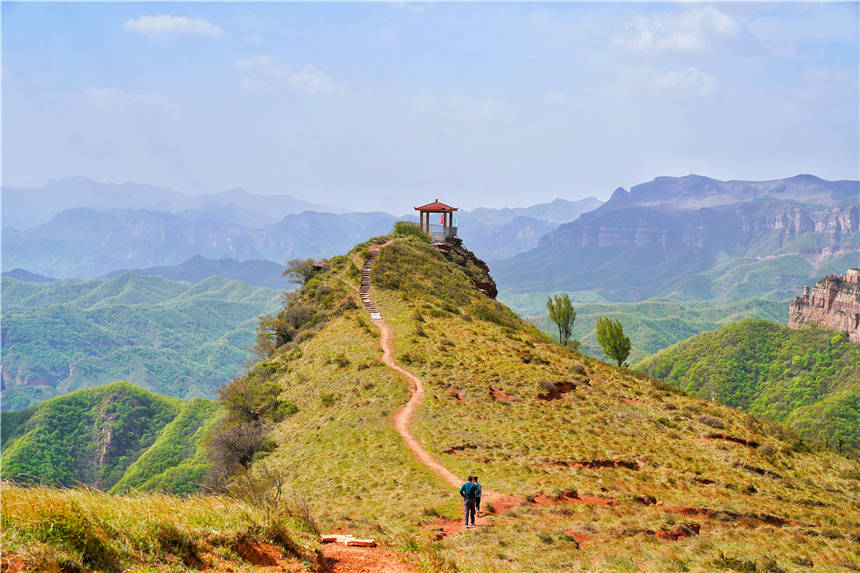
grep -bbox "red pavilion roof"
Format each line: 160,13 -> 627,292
414,199 -> 458,212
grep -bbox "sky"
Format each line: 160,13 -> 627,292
2,2 -> 858,213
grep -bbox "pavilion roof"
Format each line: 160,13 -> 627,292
414,199 -> 458,212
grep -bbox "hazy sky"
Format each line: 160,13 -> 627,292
3,2 -> 858,213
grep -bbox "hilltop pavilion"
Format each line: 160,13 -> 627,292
415,199 -> 458,242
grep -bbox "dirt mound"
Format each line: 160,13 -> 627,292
649,522 -> 701,541
705,433 -> 760,448
546,458 -> 643,470
537,381 -> 575,400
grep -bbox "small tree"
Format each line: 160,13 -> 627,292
546,293 -> 576,345
283,258 -> 319,287
595,316 -> 631,367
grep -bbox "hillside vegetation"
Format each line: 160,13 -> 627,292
238,234 -> 858,572
637,319 -> 860,449
4,233 -> 859,571
1,273 -> 281,410
512,297 -> 788,364
1,382 -> 219,492
0,483 -> 319,572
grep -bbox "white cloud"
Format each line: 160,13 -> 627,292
614,7 -> 742,56
288,66 -> 337,95
237,56 -> 338,95
652,67 -> 716,96
123,15 -> 225,38
621,65 -> 716,97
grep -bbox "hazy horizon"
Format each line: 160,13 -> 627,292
3,2 -> 858,213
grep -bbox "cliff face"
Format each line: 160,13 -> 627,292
789,269 -> 860,343
493,174 -> 859,301
434,237 -> 498,299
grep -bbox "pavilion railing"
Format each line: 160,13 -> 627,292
429,223 -> 457,242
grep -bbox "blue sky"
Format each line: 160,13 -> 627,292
3,2 -> 858,213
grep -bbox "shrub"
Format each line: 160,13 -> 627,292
698,415 -> 726,430
392,221 -> 427,239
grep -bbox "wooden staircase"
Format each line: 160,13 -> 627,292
360,249 -> 382,321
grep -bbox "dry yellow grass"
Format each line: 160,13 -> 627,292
0,482 -> 319,572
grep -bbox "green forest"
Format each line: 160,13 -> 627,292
0,382 -> 219,492
636,319 -> 860,449
1,274 -> 282,410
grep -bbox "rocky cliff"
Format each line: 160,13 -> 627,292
789,269 -> 860,343
493,174 -> 859,301
434,237 -> 498,298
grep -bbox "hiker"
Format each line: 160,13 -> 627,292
473,475 -> 482,514
460,475 -> 478,527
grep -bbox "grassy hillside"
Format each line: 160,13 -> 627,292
1,382 -> 219,492
1,273 -> 282,410
1,483 -> 318,572
636,319 -> 860,449
239,235 -> 859,572
507,297 -> 788,364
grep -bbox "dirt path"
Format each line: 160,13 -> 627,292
365,243 -> 519,512
379,319 -> 463,488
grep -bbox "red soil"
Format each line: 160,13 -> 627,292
489,385 -> 513,402
537,382 -> 575,401
529,490 -> 620,506
320,544 -> 418,573
446,387 -> 465,402
650,522 -> 701,541
546,458 -> 643,470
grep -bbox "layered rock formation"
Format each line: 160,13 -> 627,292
789,269 -> 860,343
434,237 -> 498,299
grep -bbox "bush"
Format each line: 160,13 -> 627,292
698,415 -> 726,430
392,221 -> 428,239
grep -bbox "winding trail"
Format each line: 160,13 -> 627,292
360,244 -> 521,521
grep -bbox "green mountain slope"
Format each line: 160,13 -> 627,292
1,382 -> 218,491
1,273 -> 282,410
233,234 -> 858,571
509,297 -> 789,364
636,319 -> 860,448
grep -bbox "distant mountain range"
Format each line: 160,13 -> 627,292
105,255 -> 289,290
494,174 -> 859,302
458,197 -> 603,261
2,177 -> 604,278
2,208 -> 404,278
1,273 -> 281,410
1,176 -> 343,229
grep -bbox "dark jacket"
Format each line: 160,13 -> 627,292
459,482 -> 478,499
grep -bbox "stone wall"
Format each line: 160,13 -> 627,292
788,269 -> 860,343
